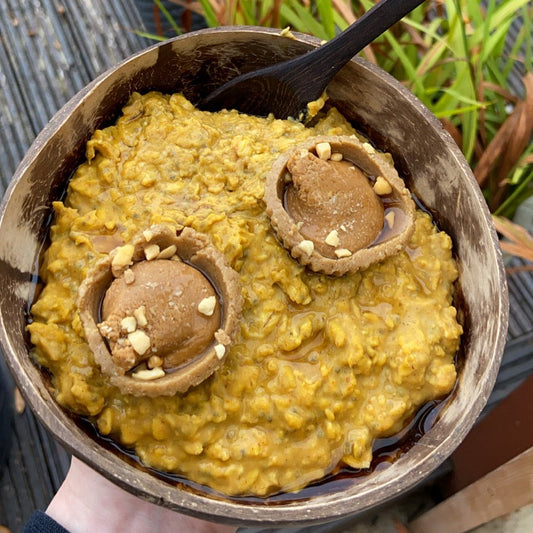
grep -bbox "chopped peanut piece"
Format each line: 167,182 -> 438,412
315,142 -> 332,160
385,211 -> 396,228
335,248 -> 353,258
133,305 -> 148,327
330,152 -> 343,162
123,268 -> 135,284
373,176 -> 392,196
157,244 -> 177,259
214,344 -> 226,360
121,316 -> 137,333
111,244 -> 134,271
128,330 -> 151,355
143,229 -> 154,242
325,230 -> 340,247
362,142 -> 375,154
144,243 -> 160,260
297,240 -> 314,256
132,367 -> 165,381
198,296 -> 217,317
148,355 -> 163,368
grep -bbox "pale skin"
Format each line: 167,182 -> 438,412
47,457 -> 236,533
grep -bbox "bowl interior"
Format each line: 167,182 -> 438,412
0,27 -> 508,526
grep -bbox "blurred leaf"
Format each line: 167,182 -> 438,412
493,215 -> 533,263
280,1 -> 329,40
331,0 -> 355,25
475,73 -> 533,191
197,0 -> 218,26
495,153 -> 533,218
154,0 -> 183,34
317,0 -> 335,39
133,30 -> 167,41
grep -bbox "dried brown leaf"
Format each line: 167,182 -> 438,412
440,118 -> 463,148
332,0 -> 356,24
332,1 -> 377,63
361,43 -> 378,64
480,81 -> 520,104
475,73 -> 533,189
521,154 -> 533,166
497,74 -> 533,182
416,38 -> 447,78
173,1 -> 204,18
474,101 -> 523,186
493,215 -> 533,263
401,21 -> 427,52
500,241 -> 533,262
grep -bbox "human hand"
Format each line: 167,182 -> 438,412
47,457 -> 236,533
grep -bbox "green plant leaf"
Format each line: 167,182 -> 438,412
154,0 -> 182,35
280,1 -> 329,40
317,0 -> 335,39
197,0 -> 219,27
332,11 -> 349,33
133,30 -> 166,42
381,30 -> 427,102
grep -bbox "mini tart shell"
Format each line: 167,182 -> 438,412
264,135 -> 416,276
77,225 -> 242,397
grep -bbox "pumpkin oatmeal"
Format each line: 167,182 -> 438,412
28,91 -> 462,497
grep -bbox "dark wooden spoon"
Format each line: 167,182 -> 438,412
199,0 -> 425,119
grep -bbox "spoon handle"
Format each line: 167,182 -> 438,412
287,0 -> 426,91
199,0 -> 426,117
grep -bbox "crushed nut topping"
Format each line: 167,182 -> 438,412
315,142 -> 332,160
373,176 -> 392,196
157,244 -> 177,259
128,329 -> 151,355
385,211 -> 396,228
335,248 -> 353,258
325,230 -> 340,247
121,316 -> 137,333
143,229 -> 154,242
362,142 -> 375,154
132,367 -> 165,381
214,344 -> 226,360
144,244 -> 160,260
297,240 -> 314,256
198,295 -> 217,317
123,268 -> 135,284
111,244 -> 134,272
133,305 -> 148,327
147,355 -> 163,368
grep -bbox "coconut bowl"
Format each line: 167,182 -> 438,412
0,27 -> 508,527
